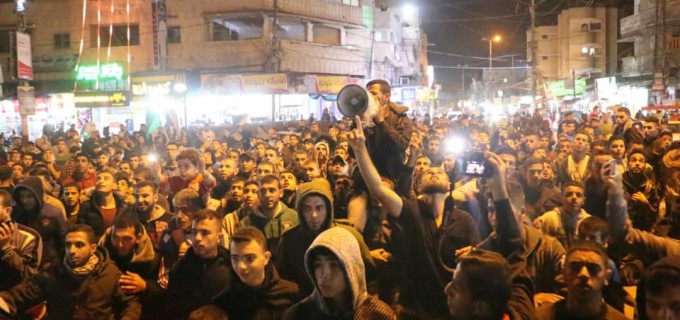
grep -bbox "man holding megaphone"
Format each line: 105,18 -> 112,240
337,80 -> 413,185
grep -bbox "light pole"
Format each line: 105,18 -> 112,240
174,83 -> 187,128
482,35 -> 501,69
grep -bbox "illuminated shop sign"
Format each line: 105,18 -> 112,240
74,91 -> 130,108
131,81 -> 173,96
76,63 -> 124,81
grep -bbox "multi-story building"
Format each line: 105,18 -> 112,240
527,7 -> 619,100
620,0 -> 680,99
1,0 -> 426,134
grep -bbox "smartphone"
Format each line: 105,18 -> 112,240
464,152 -> 493,178
607,159 -> 617,176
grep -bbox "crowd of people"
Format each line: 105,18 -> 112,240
0,78 -> 679,320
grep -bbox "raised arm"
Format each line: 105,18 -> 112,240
348,116 -> 404,218
602,160 -> 628,241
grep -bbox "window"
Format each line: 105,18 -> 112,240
92,25 -> 140,47
542,56 -> 548,60
276,18 -> 305,41
0,30 -> 10,53
54,33 -> 70,49
313,25 -> 341,45
210,16 -> 264,41
589,22 -> 602,31
542,34 -> 548,39
581,46 -> 602,57
168,26 -> 181,44
342,0 -> 359,6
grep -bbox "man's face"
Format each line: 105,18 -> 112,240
558,141 -> 572,155
526,163 -> 544,188
0,198 -> 11,222
256,144 -> 266,158
57,140 -> 67,152
110,226 -> 140,257
230,240 -> 271,287
257,163 -> 274,177
218,160 -> 237,180
311,123 -> 320,133
189,218 -> 221,258
562,185 -> 585,214
294,154 -> 308,167
334,178 -> 352,198
615,111 -> 629,126
415,157 -> 430,175
280,172 -> 297,192
17,189 -> 37,211
289,135 -> 299,146
445,267 -> 474,317
329,162 -> 345,177
302,195 -> 327,231
75,156 -> 90,174
609,140 -> 626,159
65,231 -> 97,267
242,184 -> 259,208
63,186 -> 80,207
129,156 -> 140,169
96,172 -> 116,193
643,121 -> 659,137
645,286 -> 680,320
304,163 -> 320,180
329,127 -> 338,137
564,250 -> 608,301
418,167 -> 450,194
264,150 -> 278,163
229,182 -> 245,201
334,148 -> 348,161
96,154 -> 108,166
591,154 -> 613,178
240,159 -> 255,173
572,134 -> 590,154
12,165 -> 23,180
135,186 -> 157,213
9,152 -> 20,164
258,181 -> 282,210
525,135 -> 539,151
628,153 -> 646,174
429,139 -> 441,154
367,83 -> 389,106
498,154 -> 517,173
167,144 -> 178,160
228,151 -> 239,163
21,155 -> 33,168
312,253 -> 347,299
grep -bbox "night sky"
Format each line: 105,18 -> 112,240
417,0 -> 624,90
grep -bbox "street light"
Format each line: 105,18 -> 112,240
482,35 -> 502,69
174,83 -> 188,128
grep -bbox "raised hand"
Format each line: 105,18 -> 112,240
347,115 -> 367,152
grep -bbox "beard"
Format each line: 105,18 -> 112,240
420,181 -> 450,194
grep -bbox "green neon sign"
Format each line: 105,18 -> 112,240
76,63 -> 124,81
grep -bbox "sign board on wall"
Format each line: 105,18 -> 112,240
16,32 -> 33,80
151,0 -> 167,70
18,86 -> 35,115
74,91 -> 131,108
201,74 -> 289,94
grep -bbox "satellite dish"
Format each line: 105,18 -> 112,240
337,84 -> 369,118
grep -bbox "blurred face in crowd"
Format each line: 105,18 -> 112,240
526,163 -> 544,188
312,252 -> 347,299
334,148 -> 348,161
280,172 -> 297,192
334,177 -> 352,200
311,123 -> 320,134
241,159 -> 255,173
135,185 -> 157,213
418,167 -> 450,195
218,159 -> 238,180
74,155 -> 90,174
616,111 -> 629,126
543,162 -> 555,181
572,133 -> 590,154
21,154 -> 33,168
532,148 -> 547,159
644,284 -> 680,320
304,162 -> 321,181
231,238 -> 271,287
12,165 -> 23,181
242,183 -> 259,208
65,231 -> 97,268
562,185 -> 585,215
178,159 -> 199,181
264,149 -> 278,164
96,154 -> 109,167
525,134 -> 540,152
256,144 -> 266,158
540,136 -> 550,149
117,179 -> 133,195
628,153 -> 646,174
590,154 -> 613,180
96,172 -> 116,194
429,139 -> 441,154
57,140 -> 68,152
9,151 -> 20,164
129,156 -> 140,170
229,181 -> 245,202
415,156 -> 431,175
258,180 -> 282,211
302,195 -> 327,232
63,186 -> 80,207
110,226 -> 140,257
609,139 -> 626,160
643,121 -> 659,137
167,144 -> 179,161
228,151 -> 240,163
289,135 -> 299,146
294,153 -> 308,167
17,189 -> 37,211
119,162 -> 132,175
498,154 -> 517,174
564,250 -> 609,302
257,163 -> 275,177
328,161 -> 346,177
191,218 -> 222,259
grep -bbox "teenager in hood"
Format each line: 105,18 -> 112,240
282,227 -> 395,320
12,176 -> 68,269
276,178 -> 376,299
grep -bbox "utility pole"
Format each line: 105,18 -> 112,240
530,0 -> 537,109
16,0 -> 30,144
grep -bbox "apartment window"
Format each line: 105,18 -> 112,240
581,46 -> 602,57
542,56 -> 548,60
589,22 -> 602,31
210,16 -> 264,41
276,18 -> 305,41
168,26 -> 181,44
313,25 -> 341,45
0,30 -> 10,53
342,0 -> 359,6
541,34 -> 548,39
92,25 -> 140,47
54,33 -> 70,49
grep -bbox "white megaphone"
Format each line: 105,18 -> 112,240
337,84 -> 380,127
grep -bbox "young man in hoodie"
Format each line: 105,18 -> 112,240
0,190 -> 42,291
214,227 -> 298,320
276,178 -> 376,299
282,227 -> 395,320
78,169 -> 132,238
239,175 -> 298,256
100,213 -> 163,320
635,256 -> 680,320
12,176 -> 67,269
0,224 -> 141,319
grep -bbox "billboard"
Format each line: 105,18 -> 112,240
16,32 -> 33,80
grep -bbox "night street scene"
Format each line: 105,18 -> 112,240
0,0 -> 679,319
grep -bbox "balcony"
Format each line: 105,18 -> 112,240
279,40 -> 368,76
620,1 -> 680,37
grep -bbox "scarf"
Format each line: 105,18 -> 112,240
63,254 -> 99,279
